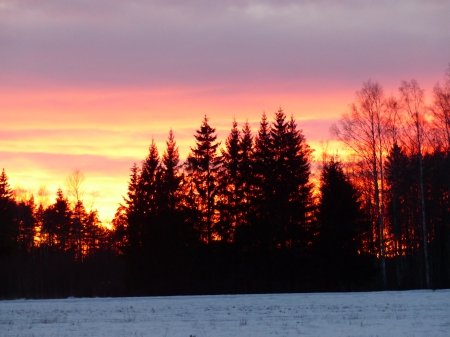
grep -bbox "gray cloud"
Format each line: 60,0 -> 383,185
1,0 -> 449,91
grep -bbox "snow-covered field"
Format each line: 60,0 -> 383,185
1,290 -> 449,337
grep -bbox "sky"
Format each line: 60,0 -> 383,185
1,0 -> 449,222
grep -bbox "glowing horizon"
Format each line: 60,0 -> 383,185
1,0 -> 449,222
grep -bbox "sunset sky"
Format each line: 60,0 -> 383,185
1,0 -> 449,222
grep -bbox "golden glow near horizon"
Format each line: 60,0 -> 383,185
1,87 -> 349,222
2,1 -> 449,222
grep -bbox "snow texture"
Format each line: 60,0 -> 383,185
1,290 -> 449,336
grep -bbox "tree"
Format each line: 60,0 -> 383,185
187,115 -> 222,243
160,129 -> 183,214
65,170 -> 87,260
236,120 -> 254,243
385,143 -> 411,287
431,65 -> 450,151
140,139 -> 161,217
43,188 -> 72,252
331,81 -> 388,287
251,112 -> 272,247
0,169 -> 16,256
121,163 -> 142,252
252,110 -> 313,249
399,79 -> 431,288
16,195 -> 36,254
219,119 -> 241,242
316,158 -> 370,289
65,170 -> 86,206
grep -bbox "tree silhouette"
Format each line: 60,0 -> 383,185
316,158 -> 371,289
331,81 -> 389,287
219,119 -> 241,242
43,188 -> 72,252
0,169 -> 16,256
187,116 -> 222,243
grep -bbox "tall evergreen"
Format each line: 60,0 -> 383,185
236,120 -> 254,243
385,143 -> 411,287
0,169 -> 16,256
16,196 -> 36,254
160,129 -> 183,214
252,110 -> 313,249
316,159 -> 371,289
122,163 -> 142,251
187,116 -> 222,243
140,139 -> 161,219
286,115 -> 314,247
251,112 -> 272,247
219,119 -> 241,242
43,188 -> 72,251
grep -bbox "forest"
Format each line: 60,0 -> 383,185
1,68 -> 449,299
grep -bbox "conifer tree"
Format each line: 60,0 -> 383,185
219,119 -> 241,241
268,110 -> 313,248
236,120 -> 254,242
252,110 -> 313,249
159,129 -> 192,249
140,139 -> 161,218
43,188 -> 72,251
122,163 -> 142,250
0,169 -> 16,255
187,115 -> 222,243
316,159 -> 370,288
385,143 -> 411,286
251,112 -> 272,246
16,195 -> 36,254
160,129 -> 183,214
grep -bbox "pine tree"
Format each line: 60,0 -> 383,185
0,169 -> 16,255
219,119 -> 241,242
16,195 -> 36,254
284,115 -> 314,248
187,115 -> 222,243
43,188 -> 72,252
268,110 -> 313,248
316,159 -> 370,289
385,143 -> 411,286
251,110 -> 313,249
140,139 -> 161,218
236,120 -> 254,243
122,163 -> 142,251
251,112 -> 272,247
159,129 -> 192,250
160,129 -> 183,214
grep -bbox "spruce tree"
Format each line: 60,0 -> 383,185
187,115 -> 222,243
251,112 -> 272,247
140,139 -> 161,218
252,109 -> 313,249
236,120 -> 254,243
385,143 -> 410,286
316,159 -> 370,289
0,169 -> 16,255
160,129 -> 183,214
43,188 -> 72,252
122,163 -> 142,251
219,119 -> 241,242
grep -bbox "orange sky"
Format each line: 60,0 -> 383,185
1,85 -> 350,221
1,1 -> 449,222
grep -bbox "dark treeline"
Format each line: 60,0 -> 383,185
1,67 -> 450,298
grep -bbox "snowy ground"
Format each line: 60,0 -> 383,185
0,290 -> 449,337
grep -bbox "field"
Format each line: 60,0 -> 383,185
1,290 -> 449,336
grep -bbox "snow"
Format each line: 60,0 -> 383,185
1,290 -> 449,336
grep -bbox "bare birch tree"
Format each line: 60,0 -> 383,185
431,65 -> 450,151
331,80 -> 388,287
64,170 -> 87,261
